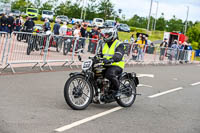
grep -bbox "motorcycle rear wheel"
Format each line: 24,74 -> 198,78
64,75 -> 93,110
116,77 -> 136,107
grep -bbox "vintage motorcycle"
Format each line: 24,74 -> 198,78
64,54 -> 140,110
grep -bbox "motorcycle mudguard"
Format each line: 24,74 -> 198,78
69,72 -> 85,77
119,72 -> 139,87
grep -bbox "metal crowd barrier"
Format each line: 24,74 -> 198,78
0,31 -> 198,73
0,32 -> 8,66
2,32 -> 48,73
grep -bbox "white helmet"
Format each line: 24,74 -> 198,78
103,28 -> 118,43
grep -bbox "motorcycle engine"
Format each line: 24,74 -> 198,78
96,78 -> 110,93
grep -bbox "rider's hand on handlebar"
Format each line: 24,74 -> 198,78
103,58 -> 114,64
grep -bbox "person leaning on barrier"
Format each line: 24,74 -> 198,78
160,38 -> 168,61
99,28 -> 125,97
136,35 -> 145,61
53,19 -> 61,35
0,14 -> 7,32
14,16 -> 22,32
43,18 -> 51,32
7,13 -> 15,37
90,26 -> 99,54
24,17 -> 35,33
80,24 -> 88,53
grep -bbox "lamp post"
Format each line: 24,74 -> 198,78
153,1 -> 159,31
184,6 -> 189,34
147,0 -> 153,31
81,0 -> 85,20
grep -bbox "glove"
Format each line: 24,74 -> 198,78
103,58 -> 114,64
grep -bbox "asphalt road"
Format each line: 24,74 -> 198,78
0,64 -> 200,133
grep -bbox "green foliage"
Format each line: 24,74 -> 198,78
98,0 -> 114,20
166,15 -> 184,32
11,0 -> 34,13
38,1 -> 53,14
0,0 -> 11,3
187,22 -> 200,50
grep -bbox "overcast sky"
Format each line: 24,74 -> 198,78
111,0 -> 200,22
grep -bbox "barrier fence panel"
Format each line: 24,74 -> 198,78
143,46 -> 158,64
0,32 -> 8,66
72,37 -> 100,67
2,32 -> 47,73
41,34 -> 75,69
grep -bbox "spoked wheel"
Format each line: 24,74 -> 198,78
17,33 -> 22,41
56,39 -> 62,52
27,39 -> 34,55
64,75 -> 93,110
116,77 -> 136,107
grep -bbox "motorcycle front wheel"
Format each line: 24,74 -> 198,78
116,77 -> 137,107
64,75 -> 93,110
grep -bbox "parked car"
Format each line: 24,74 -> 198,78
103,20 -> 115,28
71,18 -> 83,24
41,10 -> 54,22
11,10 -> 21,17
56,15 -> 69,24
26,8 -> 38,20
0,2 -> 11,15
83,20 -> 92,27
92,18 -> 104,27
118,23 -> 130,32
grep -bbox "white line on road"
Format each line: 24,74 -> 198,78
190,82 -> 200,86
54,107 -> 123,132
148,87 -> 183,98
138,84 -> 153,88
137,74 -> 154,78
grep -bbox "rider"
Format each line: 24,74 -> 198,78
100,28 -> 125,97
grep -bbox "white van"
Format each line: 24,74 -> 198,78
41,10 -> 54,22
92,18 -> 104,27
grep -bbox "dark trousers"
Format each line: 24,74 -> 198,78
105,66 -> 123,91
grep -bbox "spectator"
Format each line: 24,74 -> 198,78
14,16 -> 22,31
53,19 -> 61,46
186,43 -> 193,62
159,38 -> 168,61
80,24 -> 88,52
59,21 -> 67,36
7,13 -> 15,37
136,35 -> 145,61
43,18 -> 51,32
73,24 -> 81,37
170,40 -> 179,60
20,16 -> 24,25
0,13 -> 7,32
24,17 -> 35,32
130,34 -> 135,44
53,19 -> 61,35
178,41 -> 185,63
89,26 -> 99,54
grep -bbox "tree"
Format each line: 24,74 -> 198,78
187,22 -> 200,50
11,0 -> 34,12
34,0 -> 41,9
0,0 -> 11,3
156,13 -> 166,31
84,0 -> 98,20
166,15 -> 184,32
54,0 -> 72,16
39,0 -> 53,14
98,0 -> 114,20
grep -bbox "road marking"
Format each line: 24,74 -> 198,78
137,74 -> 154,78
138,84 -> 152,88
54,107 -> 123,132
191,82 -> 200,86
148,87 -> 183,98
